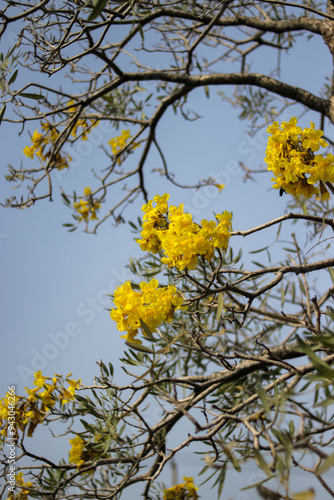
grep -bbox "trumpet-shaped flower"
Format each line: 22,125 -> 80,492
265,117 -> 334,199
110,279 -> 184,343
6,472 -> 35,500
163,476 -> 198,499
108,129 -> 139,164
69,435 -> 85,466
136,195 -> 232,271
0,372 -> 80,441
23,122 -> 71,170
73,187 -> 101,222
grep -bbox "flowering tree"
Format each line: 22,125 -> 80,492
1,0 -> 334,231
1,117 -> 334,499
1,1 -> 334,499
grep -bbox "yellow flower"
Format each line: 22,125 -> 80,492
108,129 -> 131,155
23,122 -> 71,169
23,145 -> 35,159
33,370 -> 47,388
69,435 -> 85,466
66,378 -> 81,389
25,386 -> 40,402
214,183 -> 225,192
265,117 -> 334,199
59,388 -> 75,404
110,279 -> 184,343
136,193 -> 170,253
136,195 -> 232,271
163,477 -> 198,499
73,195 -> 101,223
7,472 -> 35,500
39,389 -> 56,410
108,129 -> 139,164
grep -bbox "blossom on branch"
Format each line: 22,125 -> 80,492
110,279 -> 184,344
6,472 -> 34,500
163,476 -> 198,500
73,187 -> 101,222
265,117 -> 334,199
23,122 -> 72,170
108,129 -> 140,164
68,435 -> 85,467
0,372 -> 80,439
136,194 -> 232,270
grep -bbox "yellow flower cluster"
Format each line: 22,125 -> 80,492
68,434 -> 105,467
265,117 -> 334,199
73,187 -> 101,222
110,279 -> 184,343
136,194 -> 232,270
0,372 -> 80,439
68,101 -> 99,140
69,435 -> 85,466
108,129 -> 139,164
163,476 -> 198,500
23,122 -> 71,170
6,472 -> 34,500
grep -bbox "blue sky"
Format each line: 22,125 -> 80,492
1,25 -> 333,498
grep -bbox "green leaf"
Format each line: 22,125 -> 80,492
204,85 -> 210,99
216,293 -> 224,320
281,280 -> 286,308
100,361 -> 109,376
288,419 -> 295,437
254,451 -> 271,476
296,336 -> 334,379
317,452 -> 334,474
80,419 -> 96,432
329,267 -> 334,284
241,474 -> 277,491
256,385 -> 271,414
139,318 -> 157,341
138,22 -> 144,41
0,104 -> 6,125
87,0 -> 109,22
217,464 -> 226,499
251,261 -> 266,268
103,434 -> 112,454
125,341 -> 153,354
8,69 -> 18,85
249,246 -> 269,254
291,489 -> 315,500
133,85 -> 146,92
17,92 -> 44,100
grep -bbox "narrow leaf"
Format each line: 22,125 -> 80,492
291,488 -> 315,500
257,385 -> 271,414
87,0 -> 109,22
317,452 -> 334,474
254,451 -> 271,476
125,341 -> 153,354
8,69 -> 18,85
216,293 -> 224,320
297,336 -> 334,379
18,92 -> 44,100
139,318 -> 157,341
0,104 -> 6,125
